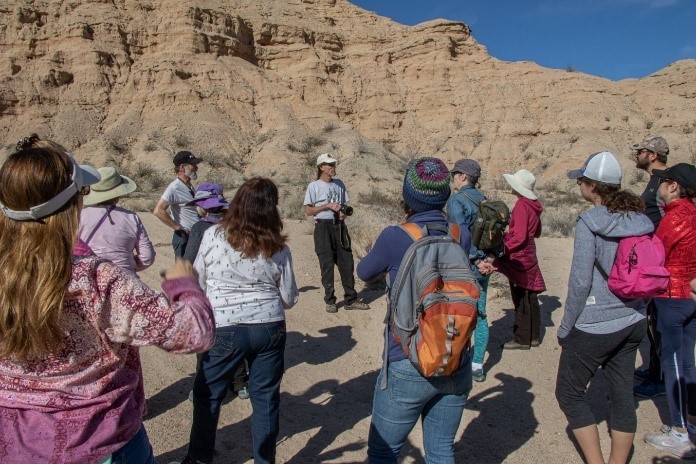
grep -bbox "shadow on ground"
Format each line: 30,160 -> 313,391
156,370 -> 378,463
456,372 -> 537,462
153,324 -> 364,462
285,325 -> 357,370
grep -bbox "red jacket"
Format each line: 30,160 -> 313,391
496,197 -> 546,292
656,198 -> 696,299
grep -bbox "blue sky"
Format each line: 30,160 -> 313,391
350,0 -> 695,80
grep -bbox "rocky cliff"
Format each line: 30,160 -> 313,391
1,0 -> 695,222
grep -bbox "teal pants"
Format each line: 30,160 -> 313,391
472,275 -> 490,366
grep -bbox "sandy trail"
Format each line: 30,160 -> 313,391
136,213 -> 672,463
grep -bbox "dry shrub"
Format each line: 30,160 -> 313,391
543,207 -> 581,237
278,186 -> 307,220
121,162 -> 168,191
120,195 -> 157,213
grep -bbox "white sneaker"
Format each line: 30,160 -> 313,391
644,429 -> 696,459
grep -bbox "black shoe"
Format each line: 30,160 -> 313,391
634,380 -> 666,399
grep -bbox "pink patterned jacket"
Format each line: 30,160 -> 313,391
0,241 -> 215,463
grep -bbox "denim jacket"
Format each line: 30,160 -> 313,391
446,185 -> 487,278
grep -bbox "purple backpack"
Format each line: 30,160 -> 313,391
597,234 -> 670,299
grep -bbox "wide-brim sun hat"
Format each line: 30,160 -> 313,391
83,167 -> 137,206
503,169 -> 538,200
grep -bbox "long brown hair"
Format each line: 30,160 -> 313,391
0,137 -> 81,360
220,177 -> 287,259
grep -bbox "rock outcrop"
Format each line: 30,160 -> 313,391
1,0 -> 694,213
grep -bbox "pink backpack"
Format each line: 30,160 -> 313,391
597,234 -> 670,299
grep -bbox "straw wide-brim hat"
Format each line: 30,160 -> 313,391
83,167 -> 137,206
503,169 -> 538,200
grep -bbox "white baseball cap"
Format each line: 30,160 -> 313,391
567,151 -> 622,186
316,153 -> 338,166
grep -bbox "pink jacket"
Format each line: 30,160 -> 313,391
496,197 -> 546,292
0,243 -> 215,463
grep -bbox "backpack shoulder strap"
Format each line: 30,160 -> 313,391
399,222 -> 425,241
448,223 -> 461,244
459,189 -> 484,206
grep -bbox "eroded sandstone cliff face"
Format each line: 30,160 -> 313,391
1,0 -> 694,207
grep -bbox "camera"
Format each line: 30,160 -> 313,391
339,204 -> 354,216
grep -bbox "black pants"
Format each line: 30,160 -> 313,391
172,229 -> 189,258
556,319 -> 647,432
314,220 -> 357,305
510,282 -> 540,345
646,299 -> 664,383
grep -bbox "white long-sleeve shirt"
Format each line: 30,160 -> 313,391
194,225 -> 298,327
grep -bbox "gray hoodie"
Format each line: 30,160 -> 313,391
558,205 -> 654,338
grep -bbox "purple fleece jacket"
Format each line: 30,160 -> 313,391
357,210 -> 472,361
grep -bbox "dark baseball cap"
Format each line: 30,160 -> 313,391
173,150 -> 202,167
451,159 -> 481,178
651,163 -> 696,190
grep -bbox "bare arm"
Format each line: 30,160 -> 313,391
153,198 -> 185,231
305,203 -> 341,217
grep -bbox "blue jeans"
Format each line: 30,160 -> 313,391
472,275 -> 490,366
367,357 -> 472,464
109,425 -> 156,464
654,297 -> 696,428
187,321 -> 286,464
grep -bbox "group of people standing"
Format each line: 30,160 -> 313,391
555,136 -> 696,463
0,131 -> 695,464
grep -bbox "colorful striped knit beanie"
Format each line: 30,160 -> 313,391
402,157 -> 452,213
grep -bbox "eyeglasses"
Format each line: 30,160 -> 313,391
320,163 -> 336,167
659,178 -> 672,185
80,185 -> 91,196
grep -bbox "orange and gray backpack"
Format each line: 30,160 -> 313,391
381,222 -> 480,388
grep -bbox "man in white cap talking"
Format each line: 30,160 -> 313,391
303,153 -> 369,313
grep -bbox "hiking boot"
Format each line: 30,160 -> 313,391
634,380 -> 666,399
237,387 -> 250,400
345,300 -> 370,310
644,429 -> 696,459
502,340 -> 530,350
472,368 -> 486,382
326,303 -> 338,313
531,339 -> 541,347
634,368 -> 651,382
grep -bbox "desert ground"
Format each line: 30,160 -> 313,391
136,213 -> 681,464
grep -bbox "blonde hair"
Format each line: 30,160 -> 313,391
0,136 -> 81,360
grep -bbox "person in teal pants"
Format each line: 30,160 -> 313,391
446,159 -> 496,382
